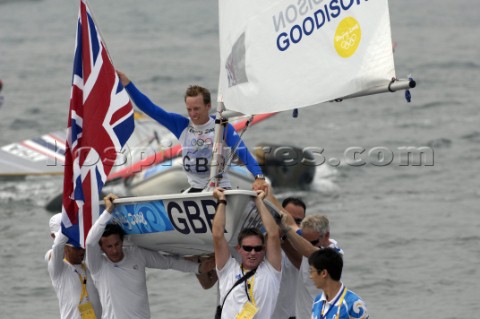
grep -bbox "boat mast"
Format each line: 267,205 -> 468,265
207,100 -> 227,190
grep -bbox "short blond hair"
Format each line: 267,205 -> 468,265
301,215 -> 329,236
184,85 -> 211,105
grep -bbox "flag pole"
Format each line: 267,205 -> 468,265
82,0 -> 115,64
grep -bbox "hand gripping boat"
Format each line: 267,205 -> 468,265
111,190 -> 280,256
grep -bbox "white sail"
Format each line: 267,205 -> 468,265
218,0 -> 396,114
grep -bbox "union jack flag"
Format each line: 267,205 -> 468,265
61,0 -> 134,247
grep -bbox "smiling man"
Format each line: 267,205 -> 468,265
212,187 -> 282,319
85,194 -> 215,319
117,71 -> 267,193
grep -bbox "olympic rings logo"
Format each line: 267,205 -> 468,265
191,138 -> 213,147
334,17 -> 361,58
340,34 -> 357,50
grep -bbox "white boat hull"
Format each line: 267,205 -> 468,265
112,190 -> 275,256
125,157 -> 255,196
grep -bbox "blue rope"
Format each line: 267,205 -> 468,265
405,75 -> 414,103
292,108 -> 298,118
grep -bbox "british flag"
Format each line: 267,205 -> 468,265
61,0 -> 134,247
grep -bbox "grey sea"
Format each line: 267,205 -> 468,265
1,0 -> 479,318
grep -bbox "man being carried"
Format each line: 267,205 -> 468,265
212,187 -> 282,318
117,71 -> 267,192
86,194 -> 215,319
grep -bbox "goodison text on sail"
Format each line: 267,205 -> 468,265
273,0 -> 369,52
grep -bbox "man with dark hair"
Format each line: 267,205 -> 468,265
282,197 -> 306,226
117,71 -> 268,192
212,187 -> 282,319
282,214 -> 343,319
269,195 -> 307,318
266,191 -> 343,319
86,194 -> 214,319
309,248 -> 369,319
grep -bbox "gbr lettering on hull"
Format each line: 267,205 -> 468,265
166,198 -> 217,235
112,194 -> 267,241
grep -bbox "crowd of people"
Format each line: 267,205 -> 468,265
45,80 -> 369,318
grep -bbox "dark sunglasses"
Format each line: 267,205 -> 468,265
242,245 -> 264,252
309,239 -> 320,246
294,218 -> 304,225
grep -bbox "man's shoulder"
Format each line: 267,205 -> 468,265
345,289 -> 366,303
345,289 -> 368,318
329,238 -> 344,255
218,255 -> 238,274
259,259 -> 282,276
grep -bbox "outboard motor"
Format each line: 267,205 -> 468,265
254,143 -> 316,190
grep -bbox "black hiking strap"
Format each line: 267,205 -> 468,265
219,268 -> 257,310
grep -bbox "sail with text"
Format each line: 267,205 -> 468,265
61,0 -> 134,247
217,0 -> 414,114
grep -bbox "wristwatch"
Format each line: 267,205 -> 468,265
254,174 -> 266,180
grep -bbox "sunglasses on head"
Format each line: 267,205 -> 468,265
242,245 -> 264,252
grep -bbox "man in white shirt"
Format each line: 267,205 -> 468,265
280,213 -> 344,319
212,187 -> 282,319
270,196 -> 307,319
86,193 -> 214,319
47,214 -> 102,319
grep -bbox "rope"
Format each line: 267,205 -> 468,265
206,114 -> 255,186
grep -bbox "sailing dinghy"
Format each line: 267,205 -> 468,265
0,114 -> 173,178
111,0 -> 415,256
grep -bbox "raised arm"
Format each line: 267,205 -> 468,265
255,190 -> 282,271
224,124 -> 268,192
212,188 -> 231,271
47,231 -> 68,279
142,246 -> 215,276
141,248 -> 202,274
265,189 -> 302,268
280,213 -> 318,258
189,255 -> 218,289
116,70 -> 189,137
85,194 -> 117,274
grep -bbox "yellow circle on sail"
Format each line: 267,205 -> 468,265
334,17 -> 361,58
